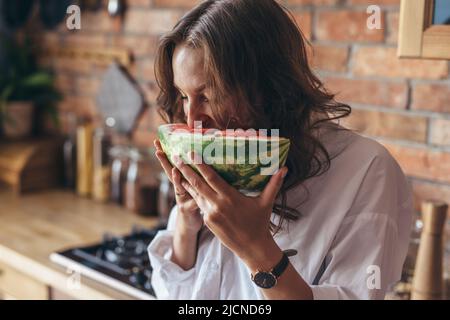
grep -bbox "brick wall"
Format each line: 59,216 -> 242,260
30,0 -> 450,213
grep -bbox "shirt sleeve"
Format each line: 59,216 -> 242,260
148,205 -> 197,299
310,147 -> 413,300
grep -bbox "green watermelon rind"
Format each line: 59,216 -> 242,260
158,124 -> 290,194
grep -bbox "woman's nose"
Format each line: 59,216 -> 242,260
185,101 -> 209,128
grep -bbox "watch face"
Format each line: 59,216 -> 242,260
253,272 -> 277,289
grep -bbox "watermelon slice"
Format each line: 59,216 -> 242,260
158,124 -> 290,195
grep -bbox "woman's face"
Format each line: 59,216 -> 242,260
172,44 -> 219,129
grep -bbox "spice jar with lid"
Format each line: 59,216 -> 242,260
124,148 -> 159,216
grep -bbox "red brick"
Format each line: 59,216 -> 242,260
292,11 -> 312,40
52,58 -> 95,75
153,0 -> 201,8
343,109 -> 428,143
75,77 -> 101,96
140,104 -> 166,130
353,47 -> 449,79
62,34 -> 108,48
310,45 -> 349,72
141,81 -> 160,105
412,84 -> 450,113
382,143 -> 450,184
124,9 -> 181,34
411,180 -> 450,214
54,73 -> 76,95
134,107 -> 153,130
32,31 -> 60,48
132,129 -> 157,147
57,96 -> 98,119
325,77 -> 408,109
111,35 -> 159,57
316,10 -> 385,43
430,119 -> 450,147
150,104 -> 166,128
387,11 -> 399,44
133,106 -> 161,147
136,58 -> 156,82
79,10 -> 114,32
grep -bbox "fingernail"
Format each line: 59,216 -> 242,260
282,167 -> 288,178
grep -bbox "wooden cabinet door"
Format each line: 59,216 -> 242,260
0,261 -> 49,300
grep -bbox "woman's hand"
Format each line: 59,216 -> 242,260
171,151 -> 288,265
154,140 -> 203,235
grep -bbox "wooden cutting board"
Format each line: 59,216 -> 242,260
96,63 -> 144,135
0,138 -> 63,194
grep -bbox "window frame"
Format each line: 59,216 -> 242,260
398,0 -> 450,59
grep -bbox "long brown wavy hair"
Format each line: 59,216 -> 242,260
155,0 -> 351,233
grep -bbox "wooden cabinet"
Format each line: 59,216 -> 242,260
0,261 -> 49,300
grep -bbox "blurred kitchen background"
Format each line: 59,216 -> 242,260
0,0 -> 449,300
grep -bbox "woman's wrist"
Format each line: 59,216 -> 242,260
239,236 -> 284,274
175,222 -> 200,241
172,223 -> 200,271
175,211 -> 202,236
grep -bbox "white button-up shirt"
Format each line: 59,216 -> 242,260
148,126 -> 413,300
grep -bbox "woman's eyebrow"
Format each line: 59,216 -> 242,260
174,83 -> 206,93
195,84 -> 206,92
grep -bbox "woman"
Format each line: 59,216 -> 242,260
148,0 -> 412,300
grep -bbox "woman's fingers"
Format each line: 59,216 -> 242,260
172,167 -> 190,200
189,152 -> 235,195
172,154 -> 217,201
154,139 -> 163,151
260,167 -> 288,208
180,180 -> 200,203
155,149 -> 174,183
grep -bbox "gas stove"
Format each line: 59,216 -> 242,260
50,225 -> 166,300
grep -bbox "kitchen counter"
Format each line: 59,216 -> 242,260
0,188 -> 159,300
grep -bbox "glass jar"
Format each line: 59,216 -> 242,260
109,145 -> 130,204
124,148 -> 159,216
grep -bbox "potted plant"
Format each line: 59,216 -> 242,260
0,35 -> 61,139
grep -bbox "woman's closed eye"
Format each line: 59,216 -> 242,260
200,95 -> 209,103
180,94 -> 209,104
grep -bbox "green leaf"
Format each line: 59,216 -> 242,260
21,72 -> 53,88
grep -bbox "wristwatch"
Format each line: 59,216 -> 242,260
251,252 -> 290,289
